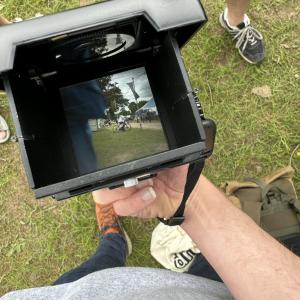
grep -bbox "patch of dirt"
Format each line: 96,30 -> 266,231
216,52 -> 228,67
209,27 -> 224,36
243,162 -> 265,176
235,62 -> 247,74
281,6 -> 296,18
252,86 -> 272,98
248,4 -> 299,24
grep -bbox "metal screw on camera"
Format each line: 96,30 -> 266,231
11,136 -> 18,143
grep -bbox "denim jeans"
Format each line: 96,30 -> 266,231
60,80 -> 107,175
53,233 -> 222,285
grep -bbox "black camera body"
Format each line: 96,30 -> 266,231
0,0 -> 216,200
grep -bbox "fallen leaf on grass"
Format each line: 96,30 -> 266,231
295,74 -> 299,79
255,165 -> 262,171
252,86 -> 272,98
80,0 -> 93,6
280,44 -> 290,49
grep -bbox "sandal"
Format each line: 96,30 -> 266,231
0,115 -> 10,144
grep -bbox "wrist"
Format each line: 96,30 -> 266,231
183,174 -> 215,222
183,174 -> 204,221
181,174 -> 226,233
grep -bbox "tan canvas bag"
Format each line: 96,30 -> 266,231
220,145 -> 300,239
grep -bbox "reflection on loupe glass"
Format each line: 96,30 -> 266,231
51,33 -> 135,64
60,67 -> 169,175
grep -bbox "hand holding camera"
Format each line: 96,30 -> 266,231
93,164 -> 190,219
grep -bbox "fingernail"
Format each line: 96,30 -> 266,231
141,187 -> 156,201
136,178 -> 153,190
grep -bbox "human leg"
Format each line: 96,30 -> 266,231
53,233 -> 127,285
220,0 -> 266,64
225,0 -> 251,26
53,203 -> 132,285
187,253 -> 223,282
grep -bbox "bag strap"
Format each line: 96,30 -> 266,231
244,176 -> 289,208
244,175 -> 266,190
243,175 -> 270,208
157,159 -> 205,226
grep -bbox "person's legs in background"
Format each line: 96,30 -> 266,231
53,203 -> 132,285
121,122 -> 125,131
219,0 -> 266,64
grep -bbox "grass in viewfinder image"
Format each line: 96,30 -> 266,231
92,125 -> 168,170
0,0 -> 300,296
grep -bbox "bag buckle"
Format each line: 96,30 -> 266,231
266,192 -> 277,205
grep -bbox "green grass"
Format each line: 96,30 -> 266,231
0,0 -> 300,296
92,126 -> 168,170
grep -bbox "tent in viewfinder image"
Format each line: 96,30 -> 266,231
135,98 -> 158,117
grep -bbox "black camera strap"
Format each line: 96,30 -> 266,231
157,159 -> 205,226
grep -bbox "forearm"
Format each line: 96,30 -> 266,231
182,175 -> 300,300
0,14 -> 11,26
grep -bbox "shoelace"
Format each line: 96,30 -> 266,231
99,204 -> 122,237
232,26 -> 263,52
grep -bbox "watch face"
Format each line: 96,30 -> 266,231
50,32 -> 135,65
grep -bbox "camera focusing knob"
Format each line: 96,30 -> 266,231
192,88 -> 199,95
193,88 -> 204,120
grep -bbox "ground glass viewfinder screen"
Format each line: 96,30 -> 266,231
60,67 -> 169,175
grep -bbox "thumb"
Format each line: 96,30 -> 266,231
113,187 -> 157,216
